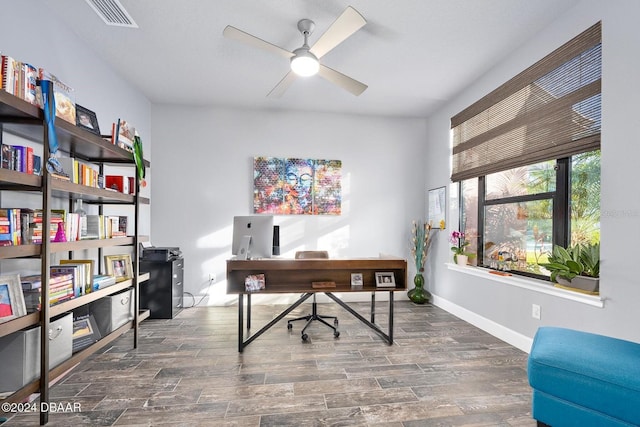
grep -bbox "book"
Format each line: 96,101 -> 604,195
245,274 -> 265,291
56,156 -> 79,183
32,154 -> 42,175
312,281 -> 337,289
50,264 -> 83,298
21,273 -> 75,291
23,63 -> 38,106
1,55 -> 18,95
32,209 -> 66,243
0,208 -> 19,245
72,314 -> 102,352
1,144 -> 12,169
92,274 -> 116,290
114,119 -> 135,152
60,259 -> 94,294
85,214 -> 102,239
37,69 -> 76,124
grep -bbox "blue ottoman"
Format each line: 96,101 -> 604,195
528,327 -> 640,426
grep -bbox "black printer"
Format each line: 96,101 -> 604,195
141,246 -> 181,262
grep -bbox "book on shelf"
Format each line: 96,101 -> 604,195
0,207 -> 21,245
111,119 -> 135,153
92,274 -> 116,290
31,209 -> 65,244
1,144 -> 12,169
20,272 -> 75,291
245,274 -> 266,292
0,144 -> 37,174
50,264 -> 84,298
65,212 -> 80,242
23,277 -> 75,311
85,214 -> 102,239
23,63 -> 38,106
56,156 -> 101,187
72,314 -> 102,352
36,68 -> 76,124
1,54 -> 19,95
0,56 -> 46,107
60,259 -> 94,295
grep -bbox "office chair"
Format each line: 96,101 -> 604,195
287,250 -> 340,341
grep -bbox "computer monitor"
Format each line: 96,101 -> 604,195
231,215 -> 274,259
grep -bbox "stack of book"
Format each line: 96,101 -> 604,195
92,274 -> 116,290
1,55 -> 76,124
0,208 -> 20,246
1,144 -> 41,175
32,209 -> 65,244
56,156 -> 103,188
21,272 -> 75,311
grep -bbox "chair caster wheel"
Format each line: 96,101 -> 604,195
301,333 -> 308,341
334,331 -> 340,338
334,319 -> 339,326
287,323 -> 292,330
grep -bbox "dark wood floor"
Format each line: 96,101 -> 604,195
6,301 -> 535,426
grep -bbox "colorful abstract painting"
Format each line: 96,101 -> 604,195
253,157 -> 342,215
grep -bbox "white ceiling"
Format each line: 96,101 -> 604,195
43,0 -> 579,118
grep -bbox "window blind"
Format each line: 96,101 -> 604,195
450,22 -> 601,182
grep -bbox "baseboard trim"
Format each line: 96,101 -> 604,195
431,295 -> 534,353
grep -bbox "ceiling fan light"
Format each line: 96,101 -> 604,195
290,49 -> 319,76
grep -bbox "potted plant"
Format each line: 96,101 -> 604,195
541,243 -> 600,292
449,230 -> 474,265
408,219 -> 444,304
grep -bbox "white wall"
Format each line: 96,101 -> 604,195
425,0 -> 640,346
151,105 -> 427,305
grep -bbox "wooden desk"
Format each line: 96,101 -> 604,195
227,258 -> 407,352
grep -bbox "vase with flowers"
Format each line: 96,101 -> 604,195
450,230 -> 471,265
408,220 -> 441,304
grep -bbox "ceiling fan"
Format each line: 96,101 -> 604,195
223,6 -> 368,97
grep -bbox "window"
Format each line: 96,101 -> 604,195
451,23 -> 601,281
461,151 -> 600,278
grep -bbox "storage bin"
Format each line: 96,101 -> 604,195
0,312 -> 73,393
89,287 -> 134,336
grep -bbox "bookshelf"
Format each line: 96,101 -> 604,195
0,89 -> 150,425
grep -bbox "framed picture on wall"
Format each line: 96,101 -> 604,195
427,186 -> 446,229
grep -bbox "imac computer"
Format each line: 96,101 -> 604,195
231,215 -> 275,260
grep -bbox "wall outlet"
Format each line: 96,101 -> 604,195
532,304 -> 541,320
209,273 -> 216,283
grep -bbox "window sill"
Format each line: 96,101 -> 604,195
446,263 -> 604,308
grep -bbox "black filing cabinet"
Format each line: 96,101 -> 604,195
139,257 -> 184,319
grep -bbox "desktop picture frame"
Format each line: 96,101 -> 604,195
350,272 -> 363,288
75,104 -> 101,135
375,272 -> 396,288
428,186 -> 446,229
104,254 -> 133,283
0,274 -> 27,323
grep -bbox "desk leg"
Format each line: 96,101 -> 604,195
238,292 -> 313,352
388,291 -> 394,344
325,292 -> 393,345
247,293 -> 251,330
371,292 -> 375,323
238,294 -> 244,352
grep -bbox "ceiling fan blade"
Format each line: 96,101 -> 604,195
223,25 -> 293,59
309,6 -> 366,59
317,65 -> 367,96
267,71 -> 298,98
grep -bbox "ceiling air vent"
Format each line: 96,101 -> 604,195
84,0 -> 138,28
